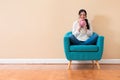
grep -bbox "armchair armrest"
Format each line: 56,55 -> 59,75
97,36 -> 104,52
63,32 -> 72,53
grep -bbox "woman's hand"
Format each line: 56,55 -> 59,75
84,26 -> 87,33
78,24 -> 82,32
78,27 -> 81,32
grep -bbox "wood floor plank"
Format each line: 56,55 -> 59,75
0,64 -> 119,80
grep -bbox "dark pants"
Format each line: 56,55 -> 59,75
69,33 -> 98,45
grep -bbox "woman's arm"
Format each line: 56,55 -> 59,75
72,21 -> 81,36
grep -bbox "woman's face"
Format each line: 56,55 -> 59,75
79,12 -> 86,20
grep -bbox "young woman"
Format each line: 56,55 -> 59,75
69,9 -> 98,45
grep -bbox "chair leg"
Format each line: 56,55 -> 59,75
67,60 -> 72,70
95,60 -> 100,69
92,60 -> 95,67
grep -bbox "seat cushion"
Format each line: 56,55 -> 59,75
70,45 -> 98,52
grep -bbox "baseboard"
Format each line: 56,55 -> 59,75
0,59 -> 120,64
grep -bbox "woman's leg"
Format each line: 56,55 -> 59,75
69,34 -> 83,45
82,33 -> 98,45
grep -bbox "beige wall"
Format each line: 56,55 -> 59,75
0,0 -> 119,59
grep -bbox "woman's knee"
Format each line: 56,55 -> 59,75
91,33 -> 98,39
69,34 -> 75,40
69,34 -> 80,45
84,33 -> 98,45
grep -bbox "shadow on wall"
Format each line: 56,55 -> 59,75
91,15 -> 120,58
91,15 -> 110,35
91,15 -> 110,58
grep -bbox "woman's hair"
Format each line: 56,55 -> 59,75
78,9 -> 87,16
78,9 -> 90,29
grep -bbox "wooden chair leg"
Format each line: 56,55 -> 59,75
67,60 -> 72,69
92,60 -> 95,67
95,60 -> 100,69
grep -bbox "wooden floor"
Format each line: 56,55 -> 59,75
0,64 -> 120,80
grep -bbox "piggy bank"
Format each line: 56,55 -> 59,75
79,20 -> 86,27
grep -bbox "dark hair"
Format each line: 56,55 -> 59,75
78,9 -> 87,16
78,9 -> 90,29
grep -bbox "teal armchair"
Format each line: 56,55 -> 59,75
63,31 -> 104,69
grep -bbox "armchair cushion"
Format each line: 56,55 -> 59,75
70,45 -> 99,52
